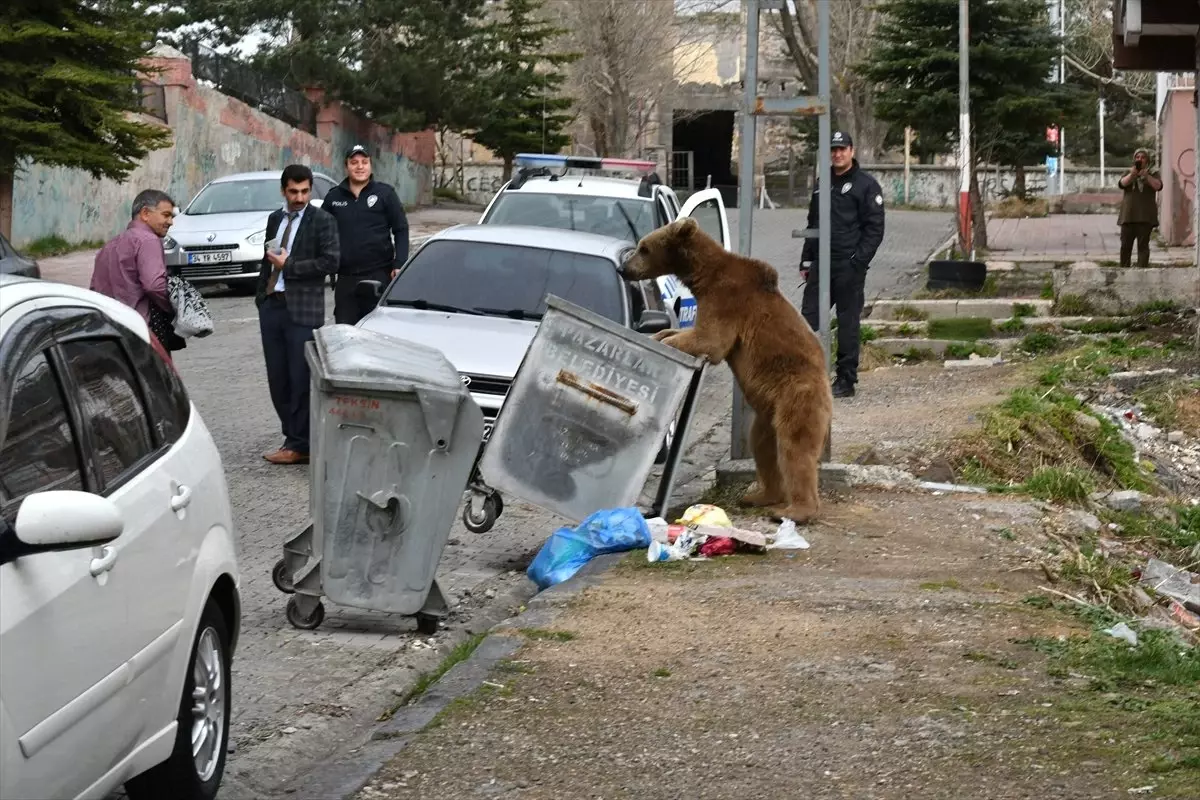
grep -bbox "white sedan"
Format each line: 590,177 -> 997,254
0,275 -> 241,800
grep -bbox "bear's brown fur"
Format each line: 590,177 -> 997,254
622,216 -> 833,522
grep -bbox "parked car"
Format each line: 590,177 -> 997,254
0,232 -> 40,279
477,153 -> 734,328
354,224 -> 676,450
164,168 -> 339,293
0,275 -> 241,800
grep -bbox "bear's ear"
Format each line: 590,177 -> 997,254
673,216 -> 699,237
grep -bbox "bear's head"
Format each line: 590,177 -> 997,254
620,216 -> 706,285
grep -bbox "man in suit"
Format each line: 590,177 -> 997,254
257,164 -> 340,465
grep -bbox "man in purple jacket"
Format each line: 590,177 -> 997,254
91,189 -> 176,325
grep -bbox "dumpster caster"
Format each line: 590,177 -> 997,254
286,596 -> 325,630
272,558 -> 295,594
415,613 -> 440,636
463,492 -> 501,533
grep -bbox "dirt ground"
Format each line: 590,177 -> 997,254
353,357 -> 1198,800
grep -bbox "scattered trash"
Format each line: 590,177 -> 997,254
678,504 -> 731,528
1102,621 -> 1139,646
647,528 -> 703,562
645,504 -> 772,564
698,536 -> 738,557
527,508 -> 651,589
1168,601 -> 1200,631
1126,785 -> 1156,796
768,519 -> 811,550
919,481 -> 987,494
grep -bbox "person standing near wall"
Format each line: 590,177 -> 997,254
324,145 -> 410,325
799,131 -> 886,399
1117,148 -> 1162,269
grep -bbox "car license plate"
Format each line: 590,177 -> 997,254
187,251 -> 233,265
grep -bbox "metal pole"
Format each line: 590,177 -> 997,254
903,126 -> 912,204
1099,95 -> 1105,189
731,0 -> 760,460
817,0 -> 831,368
1058,0 -> 1066,197
958,0 -> 971,257
1194,33 -> 1200,348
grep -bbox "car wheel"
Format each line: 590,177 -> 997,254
125,600 -> 231,800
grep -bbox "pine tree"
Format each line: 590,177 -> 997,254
0,0 -> 172,238
471,0 -> 577,180
860,0 -> 1086,247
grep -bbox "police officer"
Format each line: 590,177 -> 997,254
800,131 -> 885,398
324,144 -> 410,325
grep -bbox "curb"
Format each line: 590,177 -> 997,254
292,554 -> 624,800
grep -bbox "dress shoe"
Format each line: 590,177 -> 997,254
264,448 -> 309,465
832,377 -> 856,398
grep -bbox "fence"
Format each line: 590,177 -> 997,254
177,40 -> 316,133
137,81 -> 167,122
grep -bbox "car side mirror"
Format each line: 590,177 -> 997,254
1,491 -> 124,566
636,310 -> 671,335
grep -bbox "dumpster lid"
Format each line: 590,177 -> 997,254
313,324 -> 466,394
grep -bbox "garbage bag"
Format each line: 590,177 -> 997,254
527,508 -> 651,590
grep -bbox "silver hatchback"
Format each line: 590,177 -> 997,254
164,169 -> 338,292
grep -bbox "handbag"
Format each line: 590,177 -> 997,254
168,275 -> 215,338
148,304 -> 187,352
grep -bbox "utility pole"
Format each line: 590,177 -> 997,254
958,0 -> 972,258
1059,0 -> 1067,196
1098,95 -> 1106,188
730,0 -> 830,460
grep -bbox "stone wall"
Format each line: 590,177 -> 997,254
11,47 -> 435,248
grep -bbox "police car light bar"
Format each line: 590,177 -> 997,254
514,153 -> 657,173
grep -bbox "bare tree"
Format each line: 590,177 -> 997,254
768,0 -> 887,162
551,0 -> 738,158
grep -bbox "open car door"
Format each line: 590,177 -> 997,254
676,188 -> 732,251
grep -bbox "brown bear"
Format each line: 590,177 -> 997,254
621,216 -> 833,522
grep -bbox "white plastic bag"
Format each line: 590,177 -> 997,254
168,274 -> 214,338
768,519 -> 811,550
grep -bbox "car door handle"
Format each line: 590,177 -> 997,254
90,546 -> 118,576
171,483 -> 193,512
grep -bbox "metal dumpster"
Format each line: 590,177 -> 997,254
273,324 -> 484,633
479,295 -> 706,524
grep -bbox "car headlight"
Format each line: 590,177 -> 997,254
247,230 -> 267,245
163,235 -> 177,250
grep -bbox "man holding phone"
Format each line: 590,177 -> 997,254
1117,148 -> 1162,269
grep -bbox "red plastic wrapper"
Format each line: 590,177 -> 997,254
698,536 -> 737,557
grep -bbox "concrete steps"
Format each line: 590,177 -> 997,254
867,298 -> 1053,321
864,316 -> 1131,336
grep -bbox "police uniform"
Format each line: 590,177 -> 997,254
800,131 -> 885,396
323,145 -> 410,325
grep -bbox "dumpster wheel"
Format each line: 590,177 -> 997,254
286,596 -> 325,630
463,492 -> 502,533
272,559 -> 296,594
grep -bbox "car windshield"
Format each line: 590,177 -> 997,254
484,193 -> 656,242
185,179 -> 281,215
384,240 -> 625,324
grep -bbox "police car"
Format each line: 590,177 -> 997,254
478,153 -> 732,329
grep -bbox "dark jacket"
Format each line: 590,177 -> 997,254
801,159 -> 886,267
255,204 -> 340,328
322,177 -> 409,275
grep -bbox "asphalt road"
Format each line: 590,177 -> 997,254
77,204 -> 952,798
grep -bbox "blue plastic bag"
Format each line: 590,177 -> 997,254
526,508 -> 651,590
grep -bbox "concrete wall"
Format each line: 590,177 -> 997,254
11,47 -> 435,248
1159,87 -> 1196,246
1053,265 -> 1199,314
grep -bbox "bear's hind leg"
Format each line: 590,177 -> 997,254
739,410 -> 785,508
767,416 -> 823,523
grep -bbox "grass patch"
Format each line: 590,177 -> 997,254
1064,318 -> 1129,334
1054,294 -> 1095,316
895,322 -> 922,337
22,234 -> 106,258
990,196 -> 1050,219
945,341 -> 999,359
1022,466 -> 1094,503
652,667 -> 672,678
928,316 -> 993,340
1136,378 -> 1200,435
1132,300 -> 1180,315
1039,278 -> 1055,300
859,324 -> 878,343
996,317 -> 1026,334
892,304 -> 929,322
518,628 -> 577,642
378,633 -> 487,721
1012,302 -> 1038,318
898,346 -> 936,362
1018,331 -> 1062,354
919,578 -> 963,591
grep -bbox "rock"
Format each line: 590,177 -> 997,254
1100,489 -> 1145,513
919,457 -> 956,484
281,726 -> 298,735
944,356 -> 1003,368
1135,423 -> 1159,441
1168,430 -> 1186,444
853,446 -> 893,467
1106,368 -> 1178,389
1074,411 -> 1101,432
1067,510 -> 1102,533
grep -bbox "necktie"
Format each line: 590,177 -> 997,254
266,211 -> 297,295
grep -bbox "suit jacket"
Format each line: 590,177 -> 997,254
256,204 -> 340,327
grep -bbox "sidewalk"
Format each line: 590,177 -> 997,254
987,214 -> 1194,264
353,489 -> 1152,800
32,205 -> 481,289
